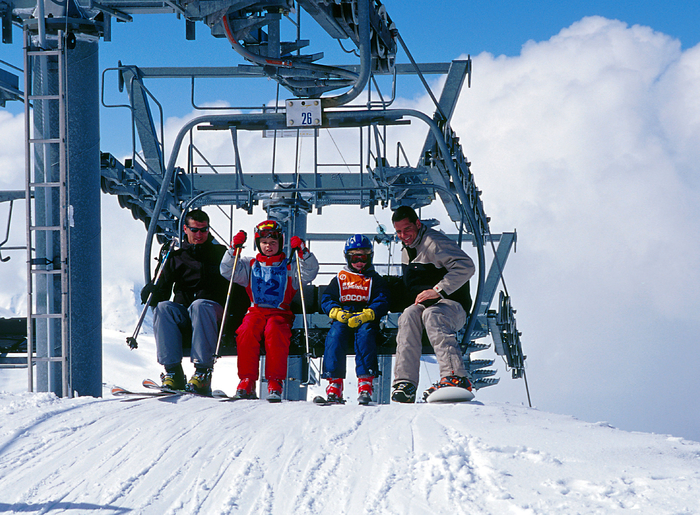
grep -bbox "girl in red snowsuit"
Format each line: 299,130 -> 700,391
220,220 -> 318,401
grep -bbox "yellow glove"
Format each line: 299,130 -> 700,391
348,308 -> 375,329
329,307 -> 353,324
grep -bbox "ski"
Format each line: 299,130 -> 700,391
312,395 -> 346,406
312,395 -> 377,406
358,392 -> 373,406
266,392 -> 282,403
110,385 -> 177,401
218,395 -> 248,402
142,378 -> 187,396
142,378 -> 231,399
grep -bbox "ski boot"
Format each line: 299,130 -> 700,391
357,375 -> 373,405
267,378 -> 283,403
422,375 -> 472,401
160,365 -> 186,390
312,378 -> 344,405
391,381 -> 417,403
326,377 -> 344,404
234,378 -> 258,399
186,367 -> 213,396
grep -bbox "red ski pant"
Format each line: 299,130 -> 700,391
236,307 -> 294,382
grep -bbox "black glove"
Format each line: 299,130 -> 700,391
140,282 -> 158,305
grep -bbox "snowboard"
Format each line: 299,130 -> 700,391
424,386 -> 475,403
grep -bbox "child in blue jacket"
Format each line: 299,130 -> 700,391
321,234 -> 389,404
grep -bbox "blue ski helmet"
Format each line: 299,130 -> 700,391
344,234 -> 373,271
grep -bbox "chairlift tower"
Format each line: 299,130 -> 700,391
3,0 -> 103,396
3,0 -> 528,402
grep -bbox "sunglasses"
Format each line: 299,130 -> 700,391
186,226 -> 210,233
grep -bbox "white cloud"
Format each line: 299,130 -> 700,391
0,110 -> 27,312
0,110 -> 24,189
448,17 -> 700,439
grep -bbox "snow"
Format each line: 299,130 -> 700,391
1,332 -> 700,514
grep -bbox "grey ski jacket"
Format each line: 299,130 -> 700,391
401,224 -> 475,310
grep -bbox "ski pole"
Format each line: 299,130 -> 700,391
295,251 -> 317,385
214,243 -> 242,359
127,238 -> 178,350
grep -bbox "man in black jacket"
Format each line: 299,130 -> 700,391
140,209 -> 229,395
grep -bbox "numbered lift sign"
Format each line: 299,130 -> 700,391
286,99 -> 322,127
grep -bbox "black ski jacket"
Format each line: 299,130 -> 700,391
148,235 -> 229,308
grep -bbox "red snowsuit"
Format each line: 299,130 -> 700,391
220,250 -> 319,382
236,307 -> 295,381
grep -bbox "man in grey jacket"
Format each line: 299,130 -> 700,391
391,206 -> 476,403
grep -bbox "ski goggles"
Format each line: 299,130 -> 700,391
186,225 -> 210,233
257,230 -> 281,240
348,253 -> 371,263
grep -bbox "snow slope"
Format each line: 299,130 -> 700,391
2,372 -> 700,513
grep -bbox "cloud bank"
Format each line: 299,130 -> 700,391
450,17 -> 700,440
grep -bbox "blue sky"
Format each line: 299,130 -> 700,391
94,1 -> 700,63
3,2 -> 698,70
3,1 -> 700,442
3,2 -> 699,153
5,1 -> 700,115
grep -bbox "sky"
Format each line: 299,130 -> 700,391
1,342 -> 700,514
2,1 -> 700,443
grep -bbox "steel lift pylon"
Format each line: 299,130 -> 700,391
3,0 -> 527,403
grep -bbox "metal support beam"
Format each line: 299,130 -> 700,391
376,355 -> 392,404
133,63 -> 452,79
120,66 -> 164,177
476,231 -> 516,318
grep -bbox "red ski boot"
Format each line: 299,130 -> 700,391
235,378 -> 257,399
325,378 -> 344,404
267,378 -> 283,403
357,375 -> 373,405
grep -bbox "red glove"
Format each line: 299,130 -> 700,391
290,235 -> 306,257
232,230 -> 246,248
